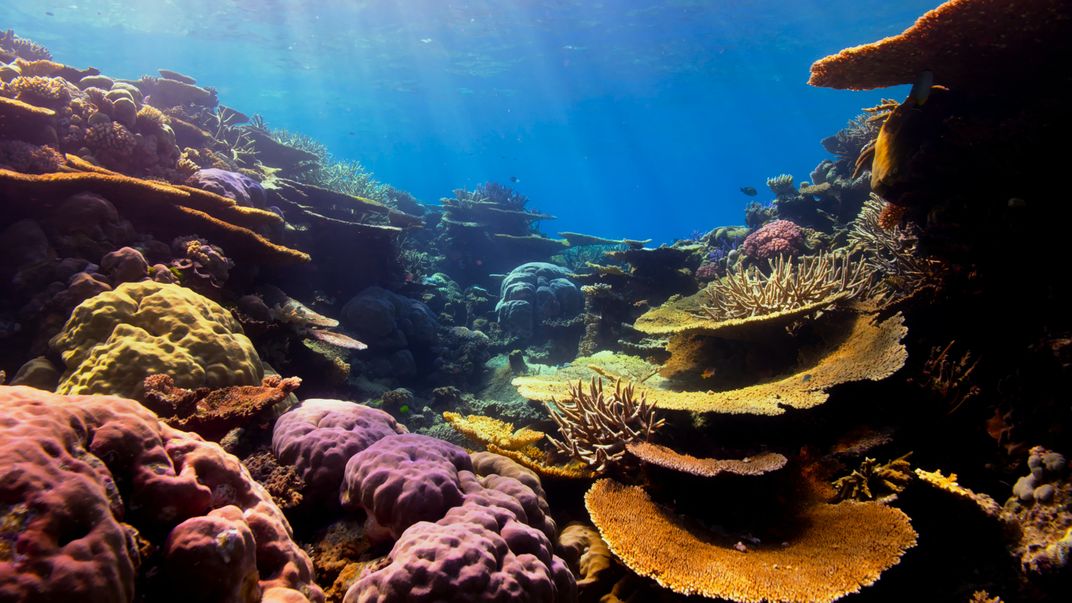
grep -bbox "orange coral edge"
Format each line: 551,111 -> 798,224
585,479 -> 917,603
0,95 -> 57,118
0,167 -> 309,264
626,441 -> 787,477
808,0 -> 1072,90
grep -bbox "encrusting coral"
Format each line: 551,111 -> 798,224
140,373 -> 301,441
50,281 -> 264,398
584,479 -> 917,603
544,378 -> 665,473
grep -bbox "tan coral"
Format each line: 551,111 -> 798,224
585,479 -> 916,603
914,468 -> 1001,517
625,441 -> 787,478
0,167 -> 308,264
701,252 -> 870,323
832,453 -> 913,502
516,313 -> 908,416
483,443 -> 595,480
557,522 -> 616,594
544,378 -> 665,473
442,411 -> 545,451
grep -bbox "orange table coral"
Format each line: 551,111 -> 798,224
585,479 -> 917,603
808,0 -> 1072,90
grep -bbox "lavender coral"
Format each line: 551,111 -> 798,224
271,399 -> 407,501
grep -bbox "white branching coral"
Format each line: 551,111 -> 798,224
701,251 -> 869,321
849,194 -> 935,300
545,378 -> 664,473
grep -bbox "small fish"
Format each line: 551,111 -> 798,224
510,175 -> 520,183
420,38 -> 433,44
701,368 -> 716,379
1008,197 -> 1027,209
45,11 -> 55,16
740,186 -> 757,196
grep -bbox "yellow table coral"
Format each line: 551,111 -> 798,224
51,281 -> 263,397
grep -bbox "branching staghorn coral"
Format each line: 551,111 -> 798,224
849,194 -> 935,300
833,453 -> 914,502
700,250 -> 869,321
766,173 -> 795,195
545,378 -> 665,473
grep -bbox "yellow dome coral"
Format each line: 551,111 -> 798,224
585,479 -> 917,603
50,281 -> 263,398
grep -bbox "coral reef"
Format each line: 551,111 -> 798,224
625,441 -> 787,478
832,453 -> 913,502
496,262 -> 583,340
741,219 -> 803,262
50,281 -> 263,398
700,251 -> 869,322
0,385 -> 321,602
271,399 -> 407,501
808,0 -> 1071,91
1,13 -> 1070,601
585,479 -> 917,603
1003,447 -> 1072,576
544,378 -> 664,473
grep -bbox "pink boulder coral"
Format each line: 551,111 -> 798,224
741,219 -> 803,262
0,385 -> 322,603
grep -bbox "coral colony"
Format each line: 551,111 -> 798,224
1,1 -> 1072,602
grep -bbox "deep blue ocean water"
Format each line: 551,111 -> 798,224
3,0 -> 938,243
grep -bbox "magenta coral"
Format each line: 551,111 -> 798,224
0,385 -> 322,603
741,219 -> 804,262
271,399 -> 407,501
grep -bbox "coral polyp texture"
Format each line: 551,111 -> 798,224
50,281 -> 263,398
0,385 -> 322,603
808,0 -> 1072,90
701,251 -> 870,322
625,441 -> 787,478
584,479 -> 917,603
346,455 -> 575,603
516,313 -> 907,416
544,378 -> 665,473
741,219 -> 803,262
271,399 -> 407,501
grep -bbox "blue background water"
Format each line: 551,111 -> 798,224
3,1 -> 937,243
